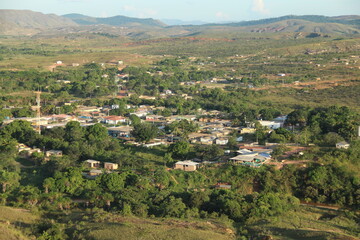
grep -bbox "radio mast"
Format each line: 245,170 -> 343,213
34,90 -> 41,134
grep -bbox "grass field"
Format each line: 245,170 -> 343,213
0,204 -> 358,240
87,219 -> 235,240
0,206 -> 40,240
248,206 -> 360,240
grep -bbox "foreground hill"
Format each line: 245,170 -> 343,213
0,9 -> 77,35
63,13 -> 166,27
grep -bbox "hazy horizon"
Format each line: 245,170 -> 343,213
1,0 -> 359,23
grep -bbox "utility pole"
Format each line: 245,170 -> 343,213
34,90 -> 41,134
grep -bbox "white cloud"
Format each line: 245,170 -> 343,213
215,11 -> 230,20
252,0 -> 269,14
122,5 -> 157,18
122,5 -> 136,12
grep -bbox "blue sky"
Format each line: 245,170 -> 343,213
1,0 -> 359,22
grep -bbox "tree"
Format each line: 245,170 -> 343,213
160,196 -> 187,218
0,170 -> 20,193
129,114 -> 141,125
168,140 -> 191,159
1,120 -> 38,145
98,173 -> 125,192
167,120 -> 199,138
322,132 -> 344,146
131,123 -> 158,143
64,121 -> 85,142
195,144 -> 224,161
85,123 -> 109,142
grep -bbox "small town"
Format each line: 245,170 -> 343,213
0,2 -> 359,240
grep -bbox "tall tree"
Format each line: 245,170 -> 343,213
131,123 -> 158,143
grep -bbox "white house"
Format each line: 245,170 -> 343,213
336,141 -> 350,149
215,138 -> 229,145
85,159 -> 101,168
174,160 -> 200,171
102,116 -> 127,125
258,120 -> 281,130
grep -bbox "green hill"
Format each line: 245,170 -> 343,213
0,10 -> 77,35
63,13 -> 166,27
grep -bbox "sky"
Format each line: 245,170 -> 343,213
1,0 -> 360,22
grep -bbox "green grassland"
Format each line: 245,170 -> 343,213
86,218 -> 234,240
248,206 -> 360,240
1,205 -> 357,240
0,206 -> 40,240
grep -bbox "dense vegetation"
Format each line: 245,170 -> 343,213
0,25 -> 359,239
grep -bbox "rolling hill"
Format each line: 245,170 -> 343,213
0,10 -> 359,37
0,9 -> 77,35
63,13 -> 166,27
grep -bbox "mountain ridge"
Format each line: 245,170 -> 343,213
0,10 -> 359,36
62,13 -> 166,27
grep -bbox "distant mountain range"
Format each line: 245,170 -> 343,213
0,10 -> 77,35
0,9 -> 359,37
63,13 -> 166,27
161,19 -> 208,26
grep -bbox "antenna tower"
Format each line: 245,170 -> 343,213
34,90 -> 41,134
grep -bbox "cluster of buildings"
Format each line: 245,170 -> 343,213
230,147 -> 272,168
83,160 -> 119,177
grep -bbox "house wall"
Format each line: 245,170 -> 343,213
104,163 -> 118,170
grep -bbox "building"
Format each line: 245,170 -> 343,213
215,138 -> 229,145
104,162 -> 119,170
258,120 -> 281,130
230,150 -> 271,168
145,115 -> 165,122
45,150 -> 63,158
85,159 -> 101,168
107,126 -> 133,138
88,169 -> 102,176
336,141 -> 350,149
215,183 -> 232,189
174,160 -> 200,172
240,127 -> 256,134
164,90 -> 172,95
101,116 -> 127,125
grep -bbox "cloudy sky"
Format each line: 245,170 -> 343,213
1,0 -> 359,22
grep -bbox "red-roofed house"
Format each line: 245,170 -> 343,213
101,116 -> 127,125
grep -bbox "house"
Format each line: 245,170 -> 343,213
104,162 -> 119,170
51,114 -> 74,122
164,90 -> 172,95
240,127 -> 256,134
145,115 -> 164,122
76,106 -> 102,116
336,141 -> 350,149
27,148 -> 42,156
236,136 -> 244,142
258,120 -> 281,130
215,138 -> 229,145
88,169 -> 102,177
101,116 -> 127,125
18,144 -> 31,153
215,183 -> 232,189
230,150 -> 271,168
107,126 -> 133,138
174,160 -> 200,172
143,142 -> 166,148
199,136 -> 216,145
167,115 -> 197,122
85,159 -> 101,168
45,150 -> 63,158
